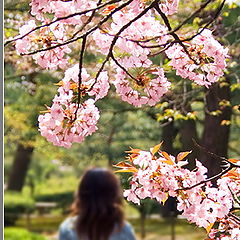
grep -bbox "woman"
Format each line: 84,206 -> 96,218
59,168 -> 136,240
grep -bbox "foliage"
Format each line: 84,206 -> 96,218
34,192 -> 74,213
4,191 -> 35,226
4,227 -> 47,240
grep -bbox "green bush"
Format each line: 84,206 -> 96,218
4,227 -> 47,240
4,191 -> 35,226
35,191 -> 74,213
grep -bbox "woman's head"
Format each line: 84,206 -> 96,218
72,168 -> 124,240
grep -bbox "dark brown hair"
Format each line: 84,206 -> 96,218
71,168 -> 124,240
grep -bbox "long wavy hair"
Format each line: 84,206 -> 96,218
71,168 -> 124,240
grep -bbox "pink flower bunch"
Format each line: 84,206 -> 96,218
87,71 -> 110,101
92,11 -> 169,57
38,98 -> 100,148
15,20 -> 37,55
62,64 -> 110,101
16,22 -> 71,70
116,145 -> 238,230
30,0 -> 96,22
177,181 -> 233,228
208,217 -> 240,240
38,64 -> 110,147
113,56 -> 171,107
165,29 -> 229,87
159,0 -> 180,15
33,46 -> 71,70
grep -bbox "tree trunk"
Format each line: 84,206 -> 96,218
200,80 -> 231,178
139,205 -> 146,240
161,121 -> 179,218
7,144 -> 34,191
162,120 -> 176,154
179,119 -> 200,170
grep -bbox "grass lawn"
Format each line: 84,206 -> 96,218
15,215 -> 206,240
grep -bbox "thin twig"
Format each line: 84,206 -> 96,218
71,0 -> 103,39
111,54 -> 138,81
168,0 -> 214,34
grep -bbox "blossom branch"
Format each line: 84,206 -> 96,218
154,3 -> 198,65
89,0 -> 157,91
178,164 -> 232,191
4,0 -> 122,46
71,0 -> 103,39
73,36 -> 87,121
19,0 -> 134,56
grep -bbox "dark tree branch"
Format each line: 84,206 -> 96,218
89,0 -> 157,92
19,0 -> 134,56
154,3 -> 198,64
73,36 -> 87,121
4,0 -> 122,46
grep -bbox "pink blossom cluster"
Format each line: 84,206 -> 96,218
159,0 -> 180,15
30,0 -> 96,22
38,64 -> 110,147
165,29 -> 229,87
15,20 -> 37,55
117,146 -> 239,231
92,10 -> 169,56
15,21 -> 71,70
38,98 -> 100,148
209,217 -> 240,240
61,64 -> 110,101
113,56 -> 171,106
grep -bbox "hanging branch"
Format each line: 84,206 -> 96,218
4,0 -> 121,46
73,36 -> 87,121
89,0 -> 158,92
19,0 -> 134,56
154,3 -> 200,65
178,140 -> 240,191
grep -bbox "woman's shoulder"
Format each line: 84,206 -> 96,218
59,216 -> 78,240
60,216 -> 77,229
110,221 -> 136,240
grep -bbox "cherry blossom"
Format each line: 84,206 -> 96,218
113,56 -> 171,107
159,0 -> 180,15
115,145 -> 239,234
38,98 -> 100,148
165,29 -> 229,87
9,0 -> 229,172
